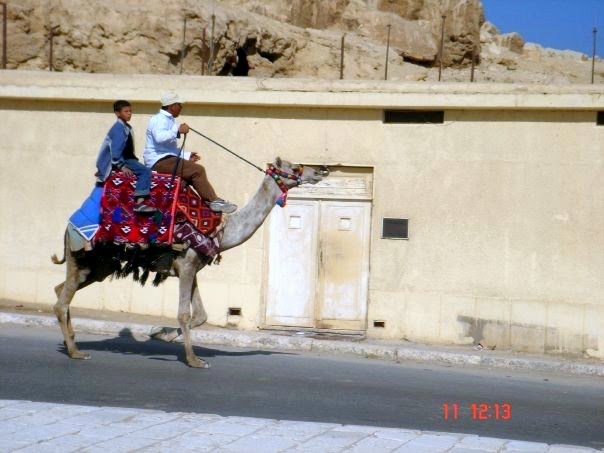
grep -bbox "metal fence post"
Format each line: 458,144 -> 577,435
438,14 -> 447,82
1,2 -> 6,69
384,24 -> 391,80
470,46 -> 476,82
438,14 -> 446,81
180,16 -> 187,74
592,27 -> 598,84
49,31 -> 53,71
48,26 -> 59,71
340,33 -> 345,79
201,27 -> 206,75
207,14 -> 215,74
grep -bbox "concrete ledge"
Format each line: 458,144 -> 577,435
1,70 -> 603,110
2,311 -> 603,377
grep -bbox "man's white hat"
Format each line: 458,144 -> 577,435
161,92 -> 185,106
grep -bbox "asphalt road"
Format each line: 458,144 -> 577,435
0,324 -> 603,448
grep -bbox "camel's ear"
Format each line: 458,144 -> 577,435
275,157 -> 282,167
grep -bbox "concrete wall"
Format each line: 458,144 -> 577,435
1,71 -> 603,358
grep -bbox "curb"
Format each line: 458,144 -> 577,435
2,311 -> 603,377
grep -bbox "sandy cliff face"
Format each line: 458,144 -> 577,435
225,0 -> 483,66
4,0 -> 603,84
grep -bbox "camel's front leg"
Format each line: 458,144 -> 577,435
177,269 -> 209,368
151,275 -> 206,343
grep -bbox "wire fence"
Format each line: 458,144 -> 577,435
0,3 -> 601,84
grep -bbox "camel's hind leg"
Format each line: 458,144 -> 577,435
53,282 -> 75,341
177,261 -> 209,368
53,251 -> 91,360
190,276 -> 207,329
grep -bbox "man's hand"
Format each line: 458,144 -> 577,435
121,166 -> 133,176
178,123 -> 190,134
190,152 -> 201,162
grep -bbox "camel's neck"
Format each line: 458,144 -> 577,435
219,175 -> 283,252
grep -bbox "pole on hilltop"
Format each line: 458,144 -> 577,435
438,14 -> 446,81
340,33 -> 345,79
385,24 -> 391,80
592,27 -> 598,84
180,16 -> 187,74
1,2 -> 7,70
208,14 -> 215,74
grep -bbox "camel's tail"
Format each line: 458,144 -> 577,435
51,253 -> 65,265
52,231 -> 68,265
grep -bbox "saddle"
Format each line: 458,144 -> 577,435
95,171 -> 223,249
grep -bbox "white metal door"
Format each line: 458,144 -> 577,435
265,201 -> 319,327
316,201 -> 371,330
265,199 -> 371,331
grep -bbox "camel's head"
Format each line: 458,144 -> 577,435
271,157 -> 328,188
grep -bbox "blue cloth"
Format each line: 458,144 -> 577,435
68,186 -> 103,241
123,158 -> 151,197
96,119 -> 133,182
143,109 -> 191,169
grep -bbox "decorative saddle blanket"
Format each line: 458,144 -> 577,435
69,186 -> 103,241
95,171 -> 223,248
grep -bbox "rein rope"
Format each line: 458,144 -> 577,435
169,132 -> 187,190
189,127 -> 264,174
186,126 -> 305,208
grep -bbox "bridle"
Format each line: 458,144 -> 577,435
265,163 -> 304,207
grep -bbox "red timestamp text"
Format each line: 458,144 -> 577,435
442,402 -> 512,421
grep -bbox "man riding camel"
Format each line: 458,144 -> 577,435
143,92 -> 237,214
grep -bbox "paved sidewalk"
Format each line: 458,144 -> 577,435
0,400 -> 600,452
0,301 -> 603,377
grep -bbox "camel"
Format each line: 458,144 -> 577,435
52,158 -> 326,368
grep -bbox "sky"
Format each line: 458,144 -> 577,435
482,0 -> 603,57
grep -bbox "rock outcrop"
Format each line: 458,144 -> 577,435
225,0 -> 483,66
3,0 -> 603,84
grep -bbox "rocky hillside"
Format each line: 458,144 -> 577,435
5,0 -> 603,84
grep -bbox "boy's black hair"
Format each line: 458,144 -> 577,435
113,100 -> 131,112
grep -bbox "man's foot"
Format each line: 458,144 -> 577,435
209,198 -> 237,214
133,202 -> 157,214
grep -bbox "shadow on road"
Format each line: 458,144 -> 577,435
57,328 -> 294,366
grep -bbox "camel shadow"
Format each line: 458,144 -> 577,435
57,328 -> 293,366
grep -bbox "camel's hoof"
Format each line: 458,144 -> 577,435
190,317 -> 207,329
150,326 -> 181,343
187,357 -> 210,369
149,326 -> 165,337
70,351 -> 91,360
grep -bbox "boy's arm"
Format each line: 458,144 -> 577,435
107,122 -> 127,168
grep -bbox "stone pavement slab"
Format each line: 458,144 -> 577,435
0,400 -> 600,452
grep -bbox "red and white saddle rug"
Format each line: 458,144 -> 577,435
95,171 -> 222,246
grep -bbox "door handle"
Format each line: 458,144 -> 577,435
318,239 -> 323,266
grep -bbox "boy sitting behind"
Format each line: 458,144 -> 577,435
96,100 -> 156,213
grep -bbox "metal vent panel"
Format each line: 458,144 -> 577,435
383,110 -> 444,124
382,218 -> 408,239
